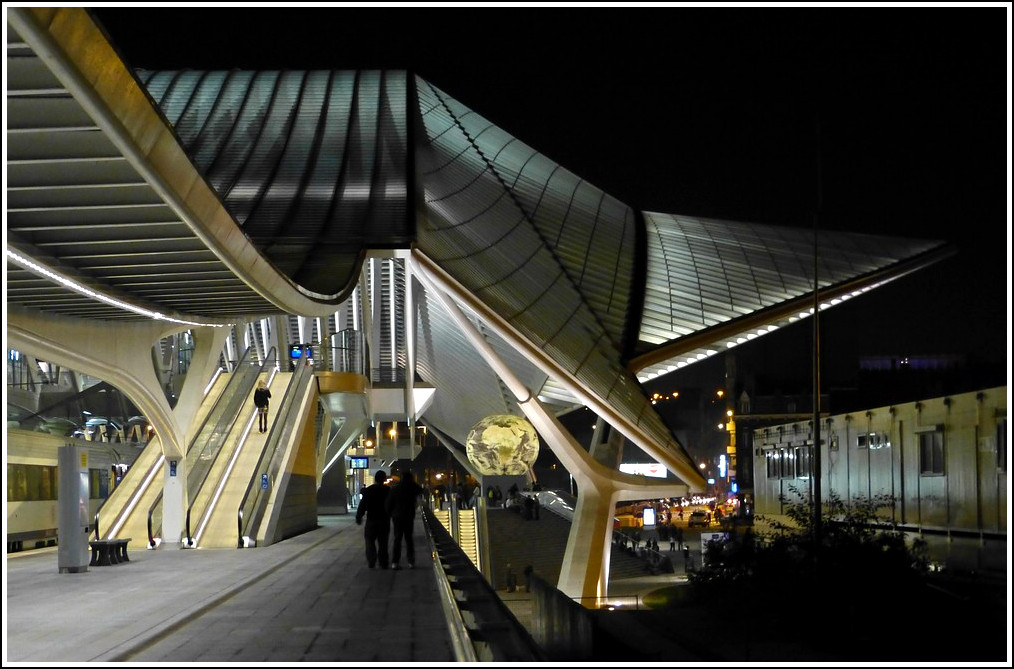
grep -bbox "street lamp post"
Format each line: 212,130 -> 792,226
811,119 -> 823,545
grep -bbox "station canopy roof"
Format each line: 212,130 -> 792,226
5,9 -> 952,486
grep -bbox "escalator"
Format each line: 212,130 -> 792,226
108,346 -> 276,547
432,506 -> 482,571
98,346 -> 358,550
183,367 -> 286,548
199,360 -> 318,548
97,371 -> 231,544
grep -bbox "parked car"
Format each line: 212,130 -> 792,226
688,510 -> 710,527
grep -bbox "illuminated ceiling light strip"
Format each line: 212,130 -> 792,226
7,248 -> 232,328
639,318 -> 793,380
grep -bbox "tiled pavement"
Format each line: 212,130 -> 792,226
4,515 -> 456,664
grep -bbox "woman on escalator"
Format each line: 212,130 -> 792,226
253,380 -> 271,433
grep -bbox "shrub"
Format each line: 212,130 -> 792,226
689,485 -> 929,614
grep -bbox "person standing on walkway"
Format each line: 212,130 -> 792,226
385,469 -> 424,570
253,380 -> 272,433
355,470 -> 391,569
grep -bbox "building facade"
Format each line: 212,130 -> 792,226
752,386 -> 1007,569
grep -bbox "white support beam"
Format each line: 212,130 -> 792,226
412,256 -> 688,603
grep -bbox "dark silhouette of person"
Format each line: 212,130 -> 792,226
355,470 -> 391,569
253,380 -> 271,433
385,469 -> 424,570
505,562 -> 517,592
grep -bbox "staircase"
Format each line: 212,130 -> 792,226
485,508 -> 568,590
431,508 -> 481,570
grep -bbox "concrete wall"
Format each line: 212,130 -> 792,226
529,572 -> 595,661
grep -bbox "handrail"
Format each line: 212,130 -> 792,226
184,347 -> 277,547
421,509 -> 478,662
422,505 -> 547,661
184,508 -> 193,548
147,490 -> 163,548
92,435 -> 160,542
236,360 -> 314,547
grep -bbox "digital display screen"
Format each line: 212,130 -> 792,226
348,457 -> 369,469
642,507 -> 656,526
289,344 -> 304,359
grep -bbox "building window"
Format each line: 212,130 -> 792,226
919,431 -> 944,476
780,447 -> 794,479
871,432 -> 891,449
859,432 -> 891,450
6,463 -> 57,501
766,450 -> 779,479
794,445 -> 812,479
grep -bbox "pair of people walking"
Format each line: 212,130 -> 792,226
355,469 -> 424,570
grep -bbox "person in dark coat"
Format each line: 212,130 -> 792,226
385,469 -> 424,570
355,470 -> 391,569
253,380 -> 271,433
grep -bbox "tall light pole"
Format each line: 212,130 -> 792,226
812,118 -> 823,544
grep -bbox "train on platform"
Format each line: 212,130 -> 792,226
6,429 -> 140,553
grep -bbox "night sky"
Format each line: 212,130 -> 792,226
90,6 -> 1010,393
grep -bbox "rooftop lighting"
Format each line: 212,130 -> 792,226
7,248 -> 233,327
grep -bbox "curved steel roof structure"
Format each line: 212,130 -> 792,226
5,8 -> 954,489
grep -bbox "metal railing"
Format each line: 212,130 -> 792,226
422,505 -> 547,662
421,508 -> 478,663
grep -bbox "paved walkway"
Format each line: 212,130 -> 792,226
4,516 -> 457,664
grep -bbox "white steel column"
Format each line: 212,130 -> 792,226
5,310 -> 234,547
405,257 -> 417,444
412,257 -> 688,604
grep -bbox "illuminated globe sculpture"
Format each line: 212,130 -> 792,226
465,414 -> 540,475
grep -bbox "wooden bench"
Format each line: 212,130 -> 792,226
89,538 -> 131,566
